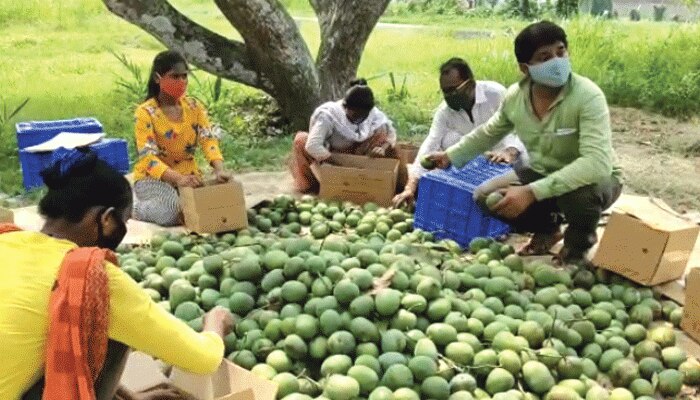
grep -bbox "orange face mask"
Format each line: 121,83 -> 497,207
159,76 -> 187,99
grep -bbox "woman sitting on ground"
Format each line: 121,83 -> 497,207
0,148 -> 232,400
133,50 -> 232,227
290,79 -> 401,193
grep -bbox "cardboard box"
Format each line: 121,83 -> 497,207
179,180 -> 248,234
310,153 -> 399,207
593,197 -> 700,286
396,143 -> 419,165
682,268 -> 700,343
0,207 -> 13,223
120,352 -> 277,400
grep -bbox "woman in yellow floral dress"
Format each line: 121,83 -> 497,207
132,51 -> 232,226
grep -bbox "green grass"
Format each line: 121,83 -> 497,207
0,0 -> 699,199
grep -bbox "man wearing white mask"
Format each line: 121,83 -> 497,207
427,21 -> 622,265
392,58 -> 527,207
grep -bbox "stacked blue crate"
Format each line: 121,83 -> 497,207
16,118 -> 129,190
16,118 -> 103,150
414,156 -> 512,247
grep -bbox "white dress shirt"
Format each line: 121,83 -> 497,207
411,80 -> 528,177
305,101 -> 396,161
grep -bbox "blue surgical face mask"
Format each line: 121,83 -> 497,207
528,56 -> 572,88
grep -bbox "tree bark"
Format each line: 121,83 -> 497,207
213,0 -> 321,130
102,0 -> 388,130
310,0 -> 392,100
102,0 -> 268,91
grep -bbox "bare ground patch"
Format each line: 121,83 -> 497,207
611,107 -> 700,212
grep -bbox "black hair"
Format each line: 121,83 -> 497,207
39,148 -> 132,223
146,50 -> 188,100
439,58 -> 474,81
343,79 -> 375,112
514,21 -> 568,64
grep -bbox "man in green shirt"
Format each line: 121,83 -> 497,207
428,21 -> 622,264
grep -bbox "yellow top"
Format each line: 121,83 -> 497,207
0,231 -> 224,400
134,97 -> 224,181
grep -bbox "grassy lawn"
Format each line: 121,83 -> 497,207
0,0 -> 698,210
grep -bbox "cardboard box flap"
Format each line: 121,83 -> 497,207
593,212 -> 669,285
224,361 -> 278,400
396,143 -> 419,164
121,353 -> 277,400
682,268 -> 700,343
120,352 -> 170,393
170,364 -> 229,400
310,162 -> 322,181
662,228 -> 700,265
327,153 -> 400,171
188,181 -> 245,208
171,362 -> 277,400
614,196 -> 697,232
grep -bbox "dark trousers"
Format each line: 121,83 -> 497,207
477,168 -> 622,256
23,340 -> 130,400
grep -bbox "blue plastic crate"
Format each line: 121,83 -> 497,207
15,118 -> 103,150
414,156 -> 512,247
19,139 -> 130,190
91,139 -> 130,173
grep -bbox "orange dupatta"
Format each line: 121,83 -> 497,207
0,223 -> 116,400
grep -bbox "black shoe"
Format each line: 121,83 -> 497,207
555,246 -> 592,267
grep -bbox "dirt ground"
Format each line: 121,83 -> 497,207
609,107 -> 700,213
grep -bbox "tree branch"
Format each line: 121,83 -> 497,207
102,0 -> 271,92
310,0 -> 392,99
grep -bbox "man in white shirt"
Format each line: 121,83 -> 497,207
393,58 -> 527,207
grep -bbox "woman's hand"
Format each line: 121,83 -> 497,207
214,169 -> 233,184
211,160 -> 232,183
203,306 -> 234,339
175,174 -> 203,188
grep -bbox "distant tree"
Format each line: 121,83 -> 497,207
556,0 -> 580,17
630,8 -> 641,20
653,4 -> 667,20
101,0 -> 391,130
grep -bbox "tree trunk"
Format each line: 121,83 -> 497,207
213,0 -> 321,130
102,0 -> 388,131
311,0 -> 392,100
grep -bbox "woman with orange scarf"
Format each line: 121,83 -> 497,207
0,148 -> 232,400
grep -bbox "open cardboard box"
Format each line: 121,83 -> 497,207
120,352 -> 277,400
396,142 -> 419,165
593,197 -> 700,286
310,153 -> 399,207
179,180 -> 248,234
